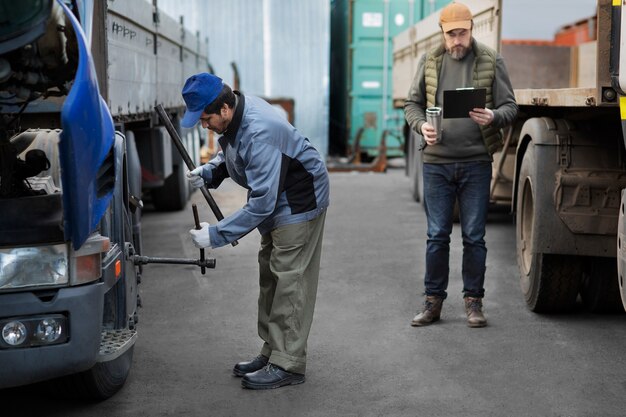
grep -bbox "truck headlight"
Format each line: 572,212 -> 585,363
0,244 -> 68,290
2,321 -> 27,346
0,315 -> 68,348
34,317 -> 63,343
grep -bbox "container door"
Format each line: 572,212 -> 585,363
349,0 -> 449,158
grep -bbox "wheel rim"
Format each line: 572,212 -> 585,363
519,175 -> 534,292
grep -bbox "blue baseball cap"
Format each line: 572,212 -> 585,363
181,73 -> 224,128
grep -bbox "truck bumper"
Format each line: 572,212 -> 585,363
0,282 -> 104,389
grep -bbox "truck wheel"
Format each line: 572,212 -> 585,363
49,346 -> 134,401
619,191 -> 626,311
516,143 -> 581,312
580,257 -> 624,313
151,163 -> 188,211
409,134 -> 424,203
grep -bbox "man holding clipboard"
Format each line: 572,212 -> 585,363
404,2 -> 517,328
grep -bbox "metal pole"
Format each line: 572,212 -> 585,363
192,204 -> 206,275
154,104 -> 238,246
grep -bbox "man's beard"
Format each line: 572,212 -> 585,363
447,45 -> 468,60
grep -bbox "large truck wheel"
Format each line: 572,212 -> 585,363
619,191 -> 626,310
580,257 -> 624,313
151,163 -> 189,211
516,143 -> 581,312
50,346 -> 134,401
408,133 -> 424,203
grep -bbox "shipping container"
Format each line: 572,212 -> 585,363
329,0 -> 449,159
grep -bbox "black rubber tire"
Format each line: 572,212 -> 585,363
618,193 -> 626,311
580,257 -> 624,313
151,163 -> 188,211
82,346 -> 134,400
409,135 -> 423,203
516,143 -> 581,312
520,253 -> 582,313
49,346 -> 134,401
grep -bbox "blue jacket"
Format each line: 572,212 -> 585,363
198,93 -> 330,248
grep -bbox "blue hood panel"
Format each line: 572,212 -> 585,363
58,0 -> 115,249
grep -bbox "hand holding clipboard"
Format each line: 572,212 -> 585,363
443,87 -> 494,126
443,88 -> 486,118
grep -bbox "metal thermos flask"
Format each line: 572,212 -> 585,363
426,107 -> 442,143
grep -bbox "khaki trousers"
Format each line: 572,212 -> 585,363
257,210 -> 326,374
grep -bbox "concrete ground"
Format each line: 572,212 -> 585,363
3,168 -> 626,416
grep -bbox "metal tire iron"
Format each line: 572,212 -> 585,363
130,202 -> 215,274
154,104 -> 238,247
131,104 -> 243,275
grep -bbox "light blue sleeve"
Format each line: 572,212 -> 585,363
208,140 -> 282,247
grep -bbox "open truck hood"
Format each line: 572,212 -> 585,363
58,0 -> 115,249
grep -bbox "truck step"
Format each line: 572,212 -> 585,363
97,329 -> 137,362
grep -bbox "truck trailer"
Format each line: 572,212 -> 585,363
0,0 -> 208,399
393,0 -> 626,313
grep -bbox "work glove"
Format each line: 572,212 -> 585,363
186,166 -> 205,189
189,222 -> 211,248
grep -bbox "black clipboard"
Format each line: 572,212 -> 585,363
443,88 -> 486,118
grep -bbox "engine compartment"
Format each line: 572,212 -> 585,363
0,0 -> 77,200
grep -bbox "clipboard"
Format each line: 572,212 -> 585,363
443,88 -> 487,118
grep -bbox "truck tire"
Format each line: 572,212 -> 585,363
52,346 -> 134,401
580,257 -> 624,313
619,191 -> 626,310
151,162 -> 188,211
82,346 -> 134,400
408,133 -> 424,203
516,143 -> 582,312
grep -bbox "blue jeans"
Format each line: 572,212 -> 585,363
422,161 -> 491,299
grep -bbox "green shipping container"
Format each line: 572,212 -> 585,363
346,0 -> 450,158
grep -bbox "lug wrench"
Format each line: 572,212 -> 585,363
154,104 -> 238,246
132,255 -> 216,269
192,203 -> 206,275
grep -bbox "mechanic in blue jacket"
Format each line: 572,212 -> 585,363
181,73 -> 329,390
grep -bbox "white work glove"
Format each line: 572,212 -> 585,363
189,222 -> 212,248
186,166 -> 205,189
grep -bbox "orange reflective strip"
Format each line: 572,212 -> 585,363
115,260 -> 122,279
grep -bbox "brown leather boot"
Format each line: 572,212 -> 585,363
411,295 -> 443,326
464,297 -> 487,328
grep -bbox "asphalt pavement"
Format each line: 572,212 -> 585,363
4,167 -> 626,416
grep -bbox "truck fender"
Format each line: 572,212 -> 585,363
513,117 -> 572,211
513,117 -> 550,213
514,116 -> 619,257
124,130 -> 142,200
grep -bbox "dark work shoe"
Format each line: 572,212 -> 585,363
241,363 -> 305,390
233,355 -> 269,377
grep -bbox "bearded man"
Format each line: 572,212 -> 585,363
404,2 -> 518,328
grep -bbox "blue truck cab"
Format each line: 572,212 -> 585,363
0,0 -> 208,399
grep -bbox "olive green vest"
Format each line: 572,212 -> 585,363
424,40 -> 502,155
